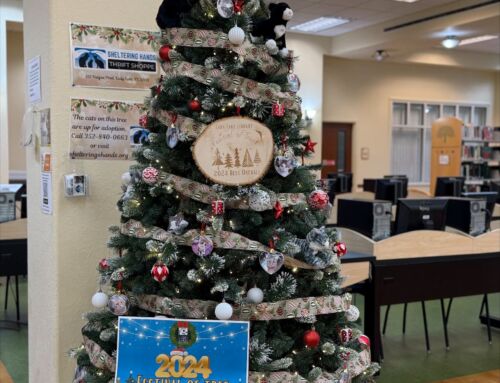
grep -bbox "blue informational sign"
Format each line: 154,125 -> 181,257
115,317 -> 250,383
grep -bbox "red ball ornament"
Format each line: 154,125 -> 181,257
303,329 -> 321,348
142,166 -> 160,185
188,98 -> 202,112
159,45 -> 171,61
139,114 -> 148,128
358,334 -> 370,350
151,262 -> 169,282
308,190 -> 329,210
98,258 -> 109,271
333,241 -> 347,257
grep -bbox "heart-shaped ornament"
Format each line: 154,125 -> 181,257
274,154 -> 296,177
259,251 -> 284,275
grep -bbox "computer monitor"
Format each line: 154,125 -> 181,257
435,177 -> 465,197
374,179 -> 406,205
384,175 -> 408,198
327,173 -> 352,194
462,191 -> 498,230
395,198 -> 448,234
0,184 -> 23,223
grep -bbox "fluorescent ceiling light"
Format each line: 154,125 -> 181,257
291,17 -> 350,33
441,36 -> 460,49
393,0 -> 421,3
459,35 -> 498,46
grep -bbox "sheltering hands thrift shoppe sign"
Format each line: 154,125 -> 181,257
115,317 -> 250,383
70,99 -> 147,160
70,23 -> 160,89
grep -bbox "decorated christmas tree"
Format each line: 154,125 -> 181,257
70,1 -> 379,382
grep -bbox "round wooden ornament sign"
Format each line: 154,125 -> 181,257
192,117 -> 274,186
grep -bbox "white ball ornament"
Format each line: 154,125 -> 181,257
248,189 -> 272,212
228,25 -> 245,46
247,287 -> 264,304
121,172 -> 132,186
265,39 -> 279,55
91,291 -> 109,309
279,48 -> 289,58
266,39 -> 277,50
346,305 -> 360,322
215,301 -> 233,320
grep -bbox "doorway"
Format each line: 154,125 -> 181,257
321,122 -> 353,179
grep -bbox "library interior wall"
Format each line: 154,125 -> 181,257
323,57 -> 498,188
7,29 -> 25,177
23,0 -> 161,381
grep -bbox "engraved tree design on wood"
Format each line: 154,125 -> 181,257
438,125 -> 455,144
212,149 -> 224,167
254,150 -> 261,164
242,149 -> 254,167
234,148 -> 241,167
224,153 -> 233,168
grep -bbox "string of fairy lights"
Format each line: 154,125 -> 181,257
120,318 -> 248,341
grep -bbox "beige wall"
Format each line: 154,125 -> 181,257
323,57 -> 497,187
23,0 -> 160,381
287,33 -> 330,167
495,71 -> 500,126
7,28 -> 25,177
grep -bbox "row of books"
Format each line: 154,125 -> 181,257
462,125 -> 495,141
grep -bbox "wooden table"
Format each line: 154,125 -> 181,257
0,218 -> 27,240
334,227 -> 500,363
0,219 -> 27,327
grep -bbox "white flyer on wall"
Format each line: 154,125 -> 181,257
41,171 -> 53,214
28,56 -> 42,104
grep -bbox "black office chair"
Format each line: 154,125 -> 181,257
382,301 -> 433,352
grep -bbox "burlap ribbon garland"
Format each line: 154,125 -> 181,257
157,171 -> 308,209
162,60 -> 301,111
121,220 -> 333,271
82,336 -> 116,373
248,349 -> 372,383
163,28 -> 283,75
153,109 -> 206,140
82,336 -> 372,380
133,293 -> 351,321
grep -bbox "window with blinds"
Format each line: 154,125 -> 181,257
391,101 -> 488,184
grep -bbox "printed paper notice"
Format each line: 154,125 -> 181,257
70,99 -> 146,160
28,56 -> 41,104
439,154 -> 450,165
70,23 -> 160,89
41,171 -> 52,214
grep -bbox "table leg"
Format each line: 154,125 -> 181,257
4,275 -> 10,310
15,275 -> 20,322
440,298 -> 450,350
484,294 -> 492,344
421,301 -> 431,353
365,264 -> 382,363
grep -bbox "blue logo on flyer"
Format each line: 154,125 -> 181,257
115,317 -> 250,383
